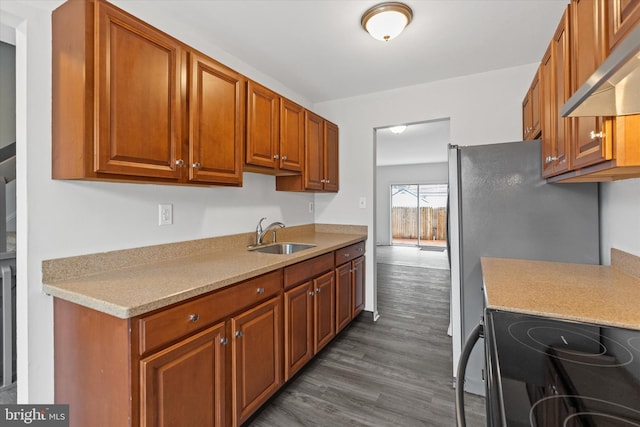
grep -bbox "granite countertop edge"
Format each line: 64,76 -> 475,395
43,225 -> 367,319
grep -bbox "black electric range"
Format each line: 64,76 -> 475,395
484,309 -> 640,427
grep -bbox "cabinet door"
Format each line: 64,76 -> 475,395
571,0 -> 609,169
552,6 -> 571,175
323,120 -> 339,192
140,322 -> 226,427
530,70 -> 541,139
522,91 -> 532,140
304,111 -> 325,190
231,297 -> 282,426
95,2 -> 184,180
541,44 -> 555,177
351,256 -> 365,318
313,271 -> 336,353
522,70 -> 541,141
609,0 -> 640,50
246,81 -> 279,169
284,282 -> 313,381
280,99 -> 304,172
189,53 -> 244,185
335,263 -> 352,333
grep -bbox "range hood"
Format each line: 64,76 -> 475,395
562,24 -> 640,117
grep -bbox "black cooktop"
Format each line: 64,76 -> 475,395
485,310 -> 640,427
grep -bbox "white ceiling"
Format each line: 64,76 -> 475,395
376,119 -> 450,166
22,0 -> 568,166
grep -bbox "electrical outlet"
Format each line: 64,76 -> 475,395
359,197 -> 366,209
309,202 -> 314,213
159,204 -> 173,225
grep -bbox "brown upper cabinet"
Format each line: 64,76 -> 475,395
53,0 -> 339,191
276,112 -> 339,192
522,67 -> 541,140
569,0 -> 609,169
530,0 -> 640,182
541,6 -> 572,178
609,0 -> 640,50
53,0 -> 244,186
245,81 -> 304,175
188,53 -> 245,185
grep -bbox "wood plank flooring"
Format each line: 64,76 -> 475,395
246,259 -> 486,427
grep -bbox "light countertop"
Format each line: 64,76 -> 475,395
42,224 -> 367,319
481,249 -> 640,330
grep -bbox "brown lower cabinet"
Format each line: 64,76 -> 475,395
231,297 -> 282,426
140,323 -> 227,427
335,242 -> 366,333
53,241 -> 366,427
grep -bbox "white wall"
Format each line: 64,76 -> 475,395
375,162 -> 449,245
313,64 -> 538,320
600,179 -> 640,264
0,1 -> 314,404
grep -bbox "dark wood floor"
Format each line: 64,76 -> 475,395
247,262 -> 486,427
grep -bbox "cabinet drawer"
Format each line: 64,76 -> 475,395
284,253 -> 334,289
335,241 -> 365,266
138,269 -> 283,355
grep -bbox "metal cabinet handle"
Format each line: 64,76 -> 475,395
220,337 -> 228,345
344,253 -> 350,258
320,179 -> 326,183
257,287 -> 265,294
235,331 -> 243,338
175,159 -> 184,166
273,154 -> 280,160
316,288 -> 321,293
192,162 -> 201,169
282,156 -> 287,161
545,156 -> 558,165
325,180 -> 331,184
358,248 -> 364,252
309,291 -> 315,296
590,130 -> 604,140
189,314 -> 200,322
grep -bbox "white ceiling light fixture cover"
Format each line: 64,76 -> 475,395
361,2 -> 413,42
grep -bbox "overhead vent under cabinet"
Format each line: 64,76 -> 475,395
562,24 -> 640,117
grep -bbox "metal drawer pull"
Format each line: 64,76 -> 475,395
257,287 -> 265,294
220,338 -> 228,345
175,159 -> 184,166
189,314 -> 200,322
235,331 -> 243,338
344,253 -> 350,257
590,130 -> 604,140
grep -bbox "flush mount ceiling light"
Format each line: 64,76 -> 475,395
361,2 -> 413,42
389,125 -> 407,134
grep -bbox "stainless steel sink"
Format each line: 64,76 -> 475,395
248,243 -> 316,254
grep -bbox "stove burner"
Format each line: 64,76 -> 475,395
530,395 -> 640,427
508,321 -> 634,367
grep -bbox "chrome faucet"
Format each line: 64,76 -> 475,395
255,217 -> 285,245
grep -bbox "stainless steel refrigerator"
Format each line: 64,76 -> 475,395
447,140 -> 600,396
